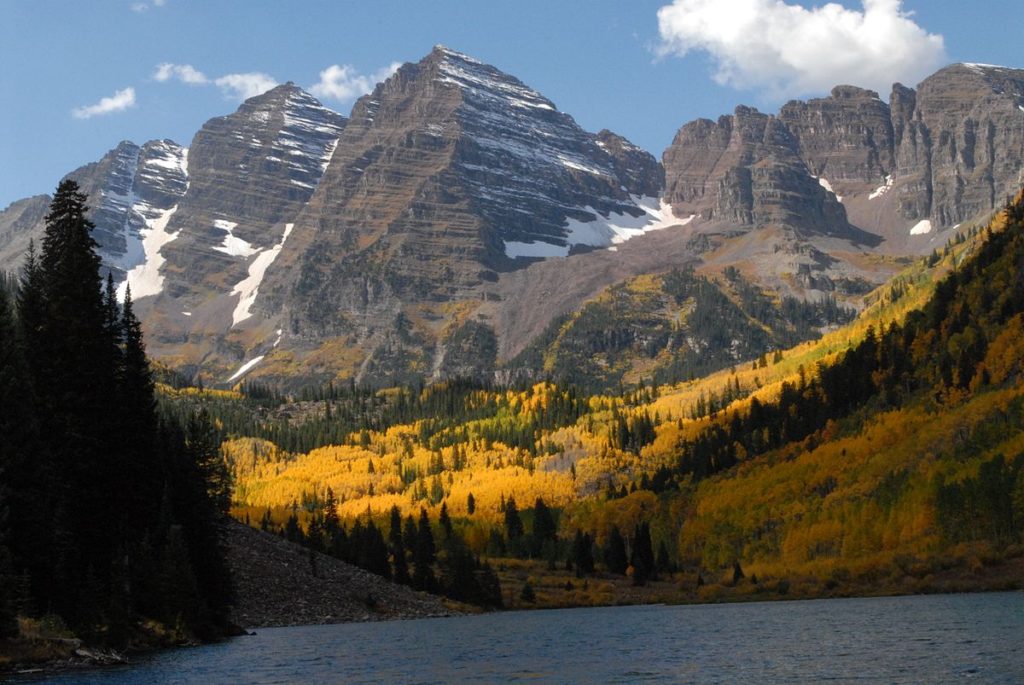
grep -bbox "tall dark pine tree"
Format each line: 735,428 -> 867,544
605,525 -> 628,575
529,497 -> 557,558
389,505 -> 410,585
3,181 -> 233,643
412,508 -> 437,591
630,522 -> 655,585
118,285 -> 161,532
28,180 -> 122,621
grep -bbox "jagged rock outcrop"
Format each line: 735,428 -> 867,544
664,63 -> 1024,243
0,140 -> 188,282
158,83 -> 346,301
894,64 -> 1024,227
779,85 -> 895,184
662,105 -> 865,242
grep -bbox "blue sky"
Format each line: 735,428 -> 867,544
1,0 -> 1021,208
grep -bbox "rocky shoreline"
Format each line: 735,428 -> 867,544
224,520 -> 462,628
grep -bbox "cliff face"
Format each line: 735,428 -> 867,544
899,64 -> 1024,227
663,63 -> 1024,242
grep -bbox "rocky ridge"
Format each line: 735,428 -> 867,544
0,53 -> 1022,390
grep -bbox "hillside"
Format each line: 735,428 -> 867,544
154,191 -> 1024,606
224,521 -> 458,628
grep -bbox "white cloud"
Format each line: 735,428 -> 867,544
153,63 -> 208,85
310,62 -> 401,102
72,87 -> 137,119
131,0 -> 166,12
656,0 -> 946,99
214,72 -> 279,100
151,62 -> 277,100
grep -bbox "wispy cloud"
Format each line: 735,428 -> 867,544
131,0 -> 166,12
72,87 -> 137,119
310,62 -> 401,102
656,0 -> 946,99
153,62 -> 208,85
152,62 -> 278,100
213,72 -> 279,100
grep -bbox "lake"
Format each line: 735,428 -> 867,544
20,592 -> 1024,683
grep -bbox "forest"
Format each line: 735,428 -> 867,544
0,181 -> 233,653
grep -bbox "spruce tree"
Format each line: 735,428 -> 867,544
605,525 -> 628,575
0,279 -> 44,605
630,522 -> 655,585
31,180 -> 121,622
530,497 -> 557,558
389,506 -> 410,585
412,508 -> 436,591
504,496 -> 524,556
119,285 -> 161,533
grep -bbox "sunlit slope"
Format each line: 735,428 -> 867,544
221,196 -> 1018,546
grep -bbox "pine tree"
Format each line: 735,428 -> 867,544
530,497 -> 557,558
118,285 -> 162,533
30,180 -> 121,622
605,525 -> 628,575
630,522 -> 655,585
389,505 -> 410,585
0,279 -> 44,606
412,508 -> 436,591
504,496 -> 524,543
186,409 -> 231,515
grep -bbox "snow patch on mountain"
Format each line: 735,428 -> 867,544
910,219 -> 933,235
815,177 -> 842,202
869,174 -> 894,200
116,205 -> 181,301
505,196 -> 694,259
212,219 -> 259,257
226,355 -> 265,383
230,223 -> 294,326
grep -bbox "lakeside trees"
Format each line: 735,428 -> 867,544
0,181 -> 232,644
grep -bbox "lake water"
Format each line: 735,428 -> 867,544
21,592 -> 1024,684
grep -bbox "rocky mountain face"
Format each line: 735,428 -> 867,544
0,53 -> 1021,390
254,46 -> 671,386
0,140 -> 188,283
664,63 -> 1024,242
660,63 -> 1024,305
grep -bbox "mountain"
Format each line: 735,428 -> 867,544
211,191 -> 1024,603
662,63 -> 1024,302
1,52 -> 1022,390
256,46 -> 671,386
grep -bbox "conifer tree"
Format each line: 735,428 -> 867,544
530,497 -> 557,558
30,180 -> 121,621
605,525 -> 628,575
389,505 -> 410,585
412,508 -> 437,591
630,522 -> 655,585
